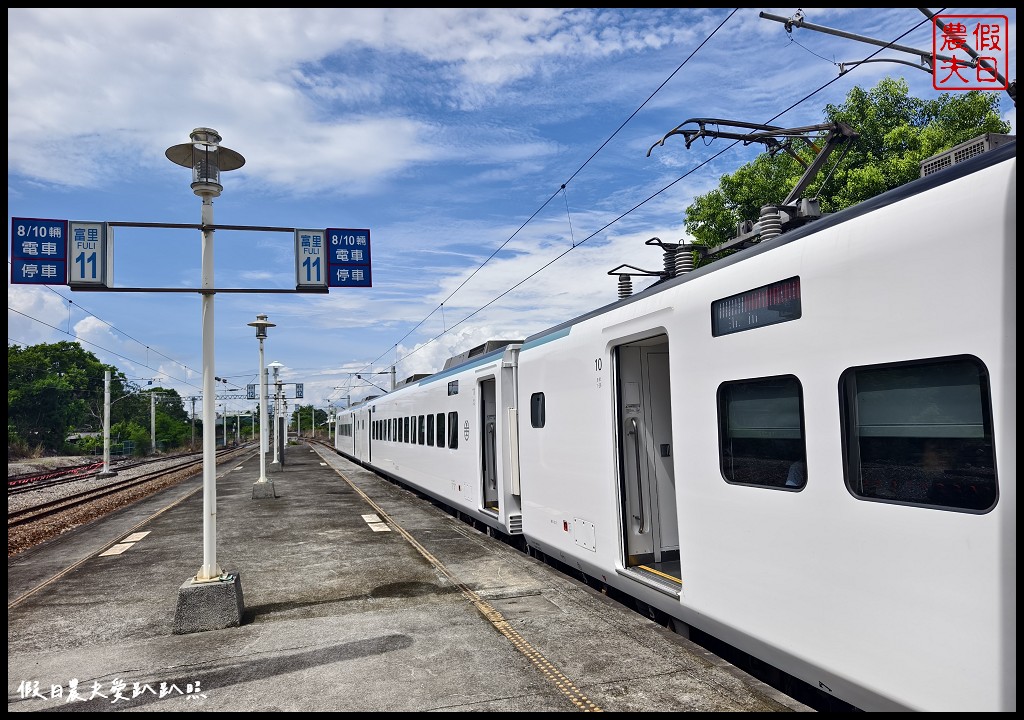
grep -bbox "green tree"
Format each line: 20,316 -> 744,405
290,404 -> 328,438
8,342 -> 109,454
8,341 -> 195,457
140,387 -> 191,451
110,420 -> 151,457
684,78 -> 1010,254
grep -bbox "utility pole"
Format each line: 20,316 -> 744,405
149,391 -> 164,454
98,370 -> 117,478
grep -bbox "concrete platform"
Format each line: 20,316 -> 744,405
7,441 -> 810,712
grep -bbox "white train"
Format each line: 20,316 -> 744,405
333,133 -> 1015,712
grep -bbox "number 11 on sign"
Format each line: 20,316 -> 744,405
68,221 -> 112,288
295,229 -> 327,290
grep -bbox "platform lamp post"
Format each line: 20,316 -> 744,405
268,361 -> 284,472
249,315 -> 276,498
166,127 -> 246,634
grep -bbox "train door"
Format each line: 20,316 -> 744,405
480,378 -> 499,512
616,335 -> 680,588
357,408 -> 371,463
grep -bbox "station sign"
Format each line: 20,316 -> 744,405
12,216 -> 369,293
294,228 -> 327,290
68,221 -> 113,288
11,217 -> 114,288
250,382 -> 302,399
327,228 -> 372,287
10,217 -> 67,285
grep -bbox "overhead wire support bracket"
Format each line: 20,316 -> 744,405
759,9 -> 1015,106
647,118 -> 859,207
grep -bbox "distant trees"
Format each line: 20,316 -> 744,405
9,342 -> 102,455
289,404 -> 329,439
7,342 -> 193,458
683,78 -> 1011,256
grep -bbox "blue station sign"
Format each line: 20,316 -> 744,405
326,228 -> 372,287
10,217 -> 68,285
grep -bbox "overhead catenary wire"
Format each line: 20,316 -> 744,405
336,9 -> 743,394
344,9 -> 949,394
8,267 -> 205,389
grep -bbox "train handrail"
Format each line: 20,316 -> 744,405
628,417 -> 647,534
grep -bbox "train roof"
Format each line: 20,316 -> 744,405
523,135 -> 1016,350
340,340 -> 525,409
395,373 -> 433,389
441,339 -> 523,370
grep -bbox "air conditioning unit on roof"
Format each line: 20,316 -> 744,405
920,133 -> 1015,177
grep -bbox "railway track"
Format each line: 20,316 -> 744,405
7,460 -> 107,489
7,451 -> 210,495
7,444 -> 256,557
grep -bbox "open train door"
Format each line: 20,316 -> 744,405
615,335 -> 680,589
480,378 -> 499,512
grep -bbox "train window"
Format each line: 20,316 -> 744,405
404,416 -> 410,443
435,413 -> 445,447
427,413 -> 435,445
418,415 -> 426,444
840,356 -> 996,512
718,375 -> 806,489
531,392 -> 545,428
448,411 -> 459,449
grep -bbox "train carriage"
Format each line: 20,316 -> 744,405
337,341 -> 525,537
333,136 -> 1015,711
515,138 -> 1014,712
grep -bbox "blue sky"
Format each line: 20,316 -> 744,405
8,8 -> 1017,417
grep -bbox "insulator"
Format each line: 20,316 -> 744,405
759,206 -> 782,242
617,275 -> 633,299
663,248 -> 677,277
674,248 -> 694,275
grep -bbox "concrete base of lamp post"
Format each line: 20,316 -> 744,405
172,572 -> 244,634
251,480 -> 276,499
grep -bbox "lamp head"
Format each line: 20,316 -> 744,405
165,127 -> 245,197
248,313 -> 276,339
